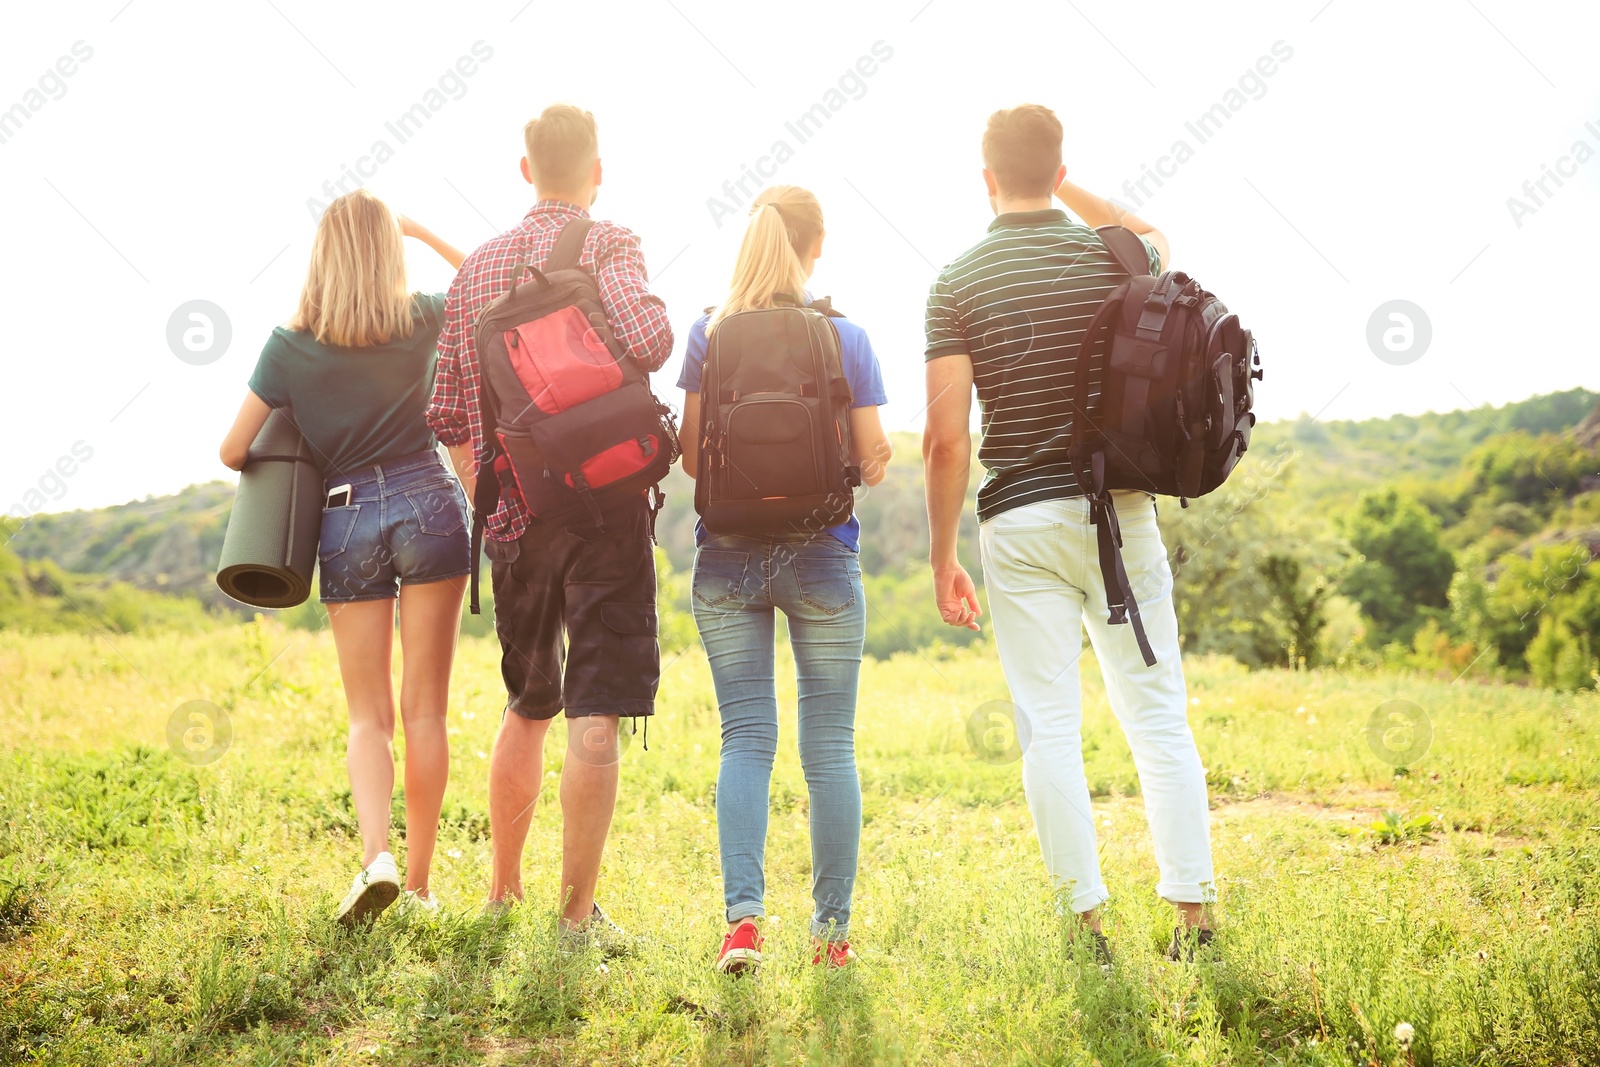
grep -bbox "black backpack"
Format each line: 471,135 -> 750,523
1068,225 -> 1262,665
469,219 -> 679,611
693,298 -> 860,535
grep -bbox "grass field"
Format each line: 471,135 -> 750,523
2,622 -> 1598,1066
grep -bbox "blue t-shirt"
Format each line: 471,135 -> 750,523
677,307 -> 888,552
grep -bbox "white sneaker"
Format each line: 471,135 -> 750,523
335,851 -> 401,927
398,889 -> 440,916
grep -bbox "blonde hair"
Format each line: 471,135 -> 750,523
524,103 -> 599,192
982,104 -> 1064,198
289,189 -> 415,348
707,186 -> 824,334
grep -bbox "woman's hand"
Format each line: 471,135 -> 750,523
399,215 -> 466,270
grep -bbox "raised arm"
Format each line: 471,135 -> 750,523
400,216 -> 467,270
1054,178 -> 1170,270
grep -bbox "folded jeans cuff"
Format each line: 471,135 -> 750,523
1157,880 -> 1218,905
726,902 -> 765,924
1064,883 -> 1110,914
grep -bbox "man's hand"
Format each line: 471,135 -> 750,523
923,355 -> 978,631
1053,178 -> 1170,270
447,443 -> 478,503
934,562 -> 982,631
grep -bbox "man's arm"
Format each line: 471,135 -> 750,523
1055,177 -> 1170,270
593,227 -> 674,371
426,264 -> 483,498
923,354 -> 981,631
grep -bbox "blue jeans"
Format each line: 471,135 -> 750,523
692,533 -> 866,941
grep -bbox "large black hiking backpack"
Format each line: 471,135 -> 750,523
468,218 -> 679,612
1068,225 -> 1262,666
693,298 -> 861,535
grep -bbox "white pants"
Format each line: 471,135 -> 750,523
979,492 -> 1215,912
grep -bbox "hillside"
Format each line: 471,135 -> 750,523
5,388 -> 1599,683
6,481 -> 236,611
17,387 -> 1595,590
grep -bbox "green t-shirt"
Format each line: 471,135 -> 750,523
248,293 -> 446,477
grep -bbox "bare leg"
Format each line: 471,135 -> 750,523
327,599 -> 397,867
488,712 -> 553,903
1071,902 -> 1207,935
558,715 -> 621,926
396,576 -> 466,896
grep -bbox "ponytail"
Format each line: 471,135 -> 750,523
707,186 -> 824,334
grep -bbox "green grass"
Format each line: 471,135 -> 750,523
2,622 -> 1599,1065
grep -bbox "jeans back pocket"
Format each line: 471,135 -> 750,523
793,555 -> 859,616
318,505 -> 362,562
693,550 -> 751,608
402,482 -> 467,537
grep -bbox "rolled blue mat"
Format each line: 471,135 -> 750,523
215,410 -> 323,608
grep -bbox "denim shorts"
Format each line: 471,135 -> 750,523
317,449 -> 471,603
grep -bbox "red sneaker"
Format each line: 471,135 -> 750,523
812,940 -> 856,969
717,920 -> 763,974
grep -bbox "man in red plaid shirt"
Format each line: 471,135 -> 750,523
427,104 -> 673,942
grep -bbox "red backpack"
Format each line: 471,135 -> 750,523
469,219 -> 678,611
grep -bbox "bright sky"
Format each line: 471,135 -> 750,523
3,0 -> 1597,518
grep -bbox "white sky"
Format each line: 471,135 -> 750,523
3,0 -> 1598,516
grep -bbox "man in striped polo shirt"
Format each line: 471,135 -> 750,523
922,104 -> 1215,963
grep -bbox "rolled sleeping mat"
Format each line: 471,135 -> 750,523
215,410 -> 324,608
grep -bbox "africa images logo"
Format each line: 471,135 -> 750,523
303,41 -> 494,222
704,41 -> 895,227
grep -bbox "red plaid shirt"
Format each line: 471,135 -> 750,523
427,200 -> 675,541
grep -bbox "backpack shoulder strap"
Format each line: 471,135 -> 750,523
807,295 -> 846,318
1095,225 -> 1156,278
546,218 -> 595,272
467,371 -> 503,616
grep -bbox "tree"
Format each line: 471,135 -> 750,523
1259,553 -> 1334,668
1339,489 -> 1455,647
1486,542 -> 1600,685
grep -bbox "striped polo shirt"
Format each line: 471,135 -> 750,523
925,208 -> 1159,522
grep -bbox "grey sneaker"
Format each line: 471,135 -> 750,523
1164,925 -> 1216,962
1087,930 -> 1113,970
560,902 -> 636,958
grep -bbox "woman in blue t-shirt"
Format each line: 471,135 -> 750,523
219,189 -> 468,926
679,185 -> 893,973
